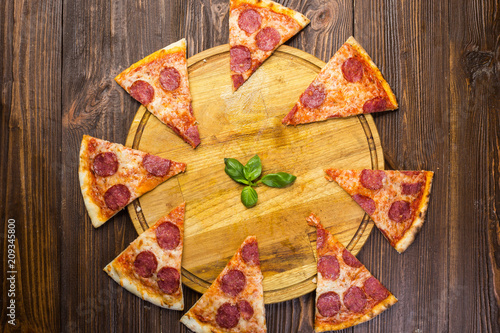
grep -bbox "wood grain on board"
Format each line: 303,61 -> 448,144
125,45 -> 384,303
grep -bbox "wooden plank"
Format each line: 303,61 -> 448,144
449,1 -> 499,331
0,0 -> 62,332
354,1 -> 452,332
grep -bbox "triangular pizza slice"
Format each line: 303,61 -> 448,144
229,0 -> 309,90
283,37 -> 398,125
104,203 -> 185,310
115,38 -> 200,148
306,213 -> 397,332
79,135 -> 186,228
180,236 -> 266,332
325,169 -> 434,253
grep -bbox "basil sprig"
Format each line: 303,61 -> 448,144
224,155 -> 296,208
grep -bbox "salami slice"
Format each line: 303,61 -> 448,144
363,96 -> 387,113
230,45 -> 252,73
232,74 -> 245,90
316,292 -> 341,317
352,194 -> 376,215
216,303 -> 240,329
342,249 -> 362,268
360,169 -> 386,190
341,57 -> 364,82
133,251 -> 158,278
343,286 -> 367,313
241,241 -> 260,266
155,222 -> 180,250
220,269 -> 246,297
157,266 -> 180,294
159,67 -> 181,91
185,126 -> 201,147
104,184 -> 131,210
237,300 -> 254,320
129,80 -> 154,105
93,152 -> 118,177
402,182 -> 423,195
388,200 -> 411,222
142,154 -> 171,177
318,255 -> 340,280
363,277 -> 389,302
255,27 -> 281,51
238,9 -> 262,34
300,84 -> 326,109
316,227 -> 327,249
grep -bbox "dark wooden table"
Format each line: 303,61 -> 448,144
1,0 -> 499,332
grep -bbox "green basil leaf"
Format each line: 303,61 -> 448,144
224,158 -> 249,185
243,155 -> 262,182
241,186 -> 258,208
260,172 -> 297,188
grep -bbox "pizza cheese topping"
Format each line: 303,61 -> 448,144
325,169 -> 434,253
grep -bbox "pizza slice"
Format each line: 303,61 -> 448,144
306,213 -> 397,332
180,236 -> 266,332
324,169 -> 434,253
282,37 -> 398,125
79,135 -> 186,228
104,203 -> 185,310
229,0 -> 309,90
115,38 -> 200,148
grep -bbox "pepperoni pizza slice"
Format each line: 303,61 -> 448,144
115,38 -> 200,148
306,213 -> 397,332
325,169 -> 434,253
104,203 -> 185,310
79,135 -> 186,228
229,0 -> 309,90
180,236 -> 266,332
283,37 -> 398,125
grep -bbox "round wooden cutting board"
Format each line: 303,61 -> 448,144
125,45 -> 384,304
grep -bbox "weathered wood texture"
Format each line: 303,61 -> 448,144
1,0 -> 499,332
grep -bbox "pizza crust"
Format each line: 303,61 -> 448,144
345,36 -> 398,110
179,311 -> 216,333
231,0 -> 309,28
394,171 -> 434,253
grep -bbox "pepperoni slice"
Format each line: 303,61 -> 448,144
232,74 -> 245,90
230,45 -> 252,73
363,277 -> 389,301
237,300 -> 254,320
316,228 -> 327,250
300,84 -> 326,109
155,222 -> 180,250
318,255 -> 340,280
342,249 -> 362,268
238,9 -> 262,34
159,67 -> 181,91
142,154 -> 171,177
352,194 -> 376,215
316,292 -> 341,317
157,266 -> 180,294
401,171 -> 420,176
220,269 -> 246,297
93,152 -> 118,177
104,184 -> 131,210
341,57 -> 364,82
241,241 -> 259,266
133,251 -> 158,278
216,303 -> 240,329
129,80 -> 154,105
255,27 -> 281,51
363,97 -> 388,113
185,126 -> 201,147
343,286 -> 367,313
402,182 -> 423,195
388,200 -> 411,222
360,169 -> 386,190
